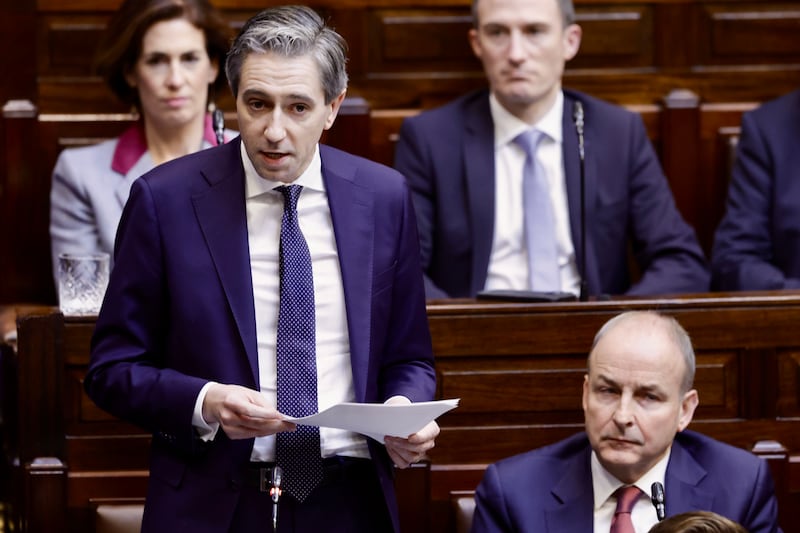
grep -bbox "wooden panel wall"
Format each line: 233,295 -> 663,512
1,0 -> 799,304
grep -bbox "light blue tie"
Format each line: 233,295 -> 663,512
274,185 -> 323,502
513,129 -> 560,290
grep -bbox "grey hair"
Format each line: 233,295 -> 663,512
471,0 -> 576,28
225,5 -> 348,104
589,311 -> 696,393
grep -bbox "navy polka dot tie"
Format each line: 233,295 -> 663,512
274,185 -> 323,502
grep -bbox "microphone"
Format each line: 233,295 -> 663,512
270,465 -> 283,530
650,481 -> 666,521
213,108 -> 225,146
572,100 -> 588,302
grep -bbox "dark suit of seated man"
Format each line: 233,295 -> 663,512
394,0 -> 709,299
471,311 -> 782,533
711,88 -> 800,290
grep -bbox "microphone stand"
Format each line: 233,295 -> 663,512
213,108 -> 225,146
573,101 -> 588,301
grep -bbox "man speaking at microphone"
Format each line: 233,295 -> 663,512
471,311 -> 782,533
394,0 -> 709,300
84,6 -> 437,532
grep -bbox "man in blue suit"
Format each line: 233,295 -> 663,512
84,7 -> 437,533
711,89 -> 800,290
472,311 -> 782,532
395,0 -> 709,299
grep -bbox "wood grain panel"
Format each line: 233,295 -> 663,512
65,436 -> 150,472
777,351 -> 800,418
570,6 -> 654,69
440,365 -> 586,413
701,4 -> 800,63
38,16 -> 107,75
369,10 -> 475,67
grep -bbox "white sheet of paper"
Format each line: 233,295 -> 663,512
282,398 -> 459,441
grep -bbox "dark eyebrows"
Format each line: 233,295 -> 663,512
239,88 -> 314,106
287,93 -> 315,105
241,88 -> 269,101
480,21 -> 507,32
142,47 -> 204,58
593,374 -> 666,396
593,374 -> 618,388
636,383 -> 666,397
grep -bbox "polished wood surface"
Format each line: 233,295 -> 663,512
4,293 -> 800,531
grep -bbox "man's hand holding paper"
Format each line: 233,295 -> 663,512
383,396 -> 440,468
280,397 -> 459,467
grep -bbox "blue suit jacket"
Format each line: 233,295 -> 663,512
394,89 -> 709,298
472,431 -> 781,533
711,89 -> 800,290
84,138 -> 436,532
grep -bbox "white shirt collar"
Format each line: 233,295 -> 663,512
591,445 -> 671,510
241,141 -> 325,199
490,90 -> 564,149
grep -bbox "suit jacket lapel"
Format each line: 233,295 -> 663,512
464,94 -> 497,295
547,447 -> 595,531
192,139 -> 259,384
664,439 -> 714,516
562,93 -> 599,294
321,146 -> 373,402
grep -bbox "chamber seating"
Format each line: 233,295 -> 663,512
6,292 -> 800,532
92,499 -> 145,533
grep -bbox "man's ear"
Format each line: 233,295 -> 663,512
581,374 -> 590,412
676,389 -> 699,432
562,23 -> 582,62
468,28 -> 483,60
323,90 -> 347,130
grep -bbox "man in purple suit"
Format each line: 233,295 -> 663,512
394,0 -> 709,299
472,311 -> 782,532
84,6 -> 437,532
711,89 -> 800,291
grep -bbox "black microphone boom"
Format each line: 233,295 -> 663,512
213,108 -> 225,146
572,100 -> 588,301
650,481 -> 666,521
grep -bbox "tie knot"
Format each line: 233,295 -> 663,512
513,128 -> 546,156
276,184 -> 303,213
614,485 -> 642,514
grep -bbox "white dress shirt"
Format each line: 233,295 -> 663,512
485,91 -> 581,295
591,448 -> 670,532
192,142 -> 369,461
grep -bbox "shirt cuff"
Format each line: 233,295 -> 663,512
192,381 -> 220,441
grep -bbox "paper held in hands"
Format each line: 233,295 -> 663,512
282,398 -> 459,442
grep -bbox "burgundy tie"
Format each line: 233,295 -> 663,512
610,485 -> 642,533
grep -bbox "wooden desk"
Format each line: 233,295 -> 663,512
6,293 -> 800,531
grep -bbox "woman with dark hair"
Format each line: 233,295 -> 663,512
49,0 -> 234,279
